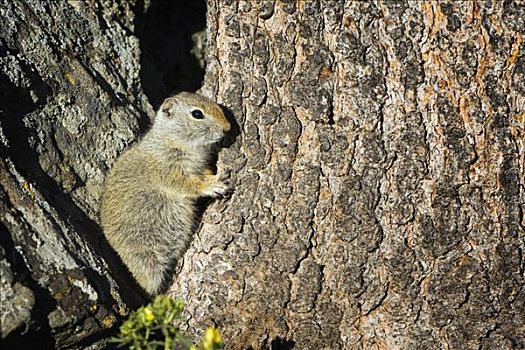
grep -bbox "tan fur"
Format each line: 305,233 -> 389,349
100,92 -> 230,295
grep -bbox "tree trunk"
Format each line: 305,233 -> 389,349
1,0 -> 524,349
170,1 -> 525,349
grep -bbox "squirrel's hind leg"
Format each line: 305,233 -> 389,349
131,255 -> 170,296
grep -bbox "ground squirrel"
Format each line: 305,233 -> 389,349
100,92 -> 231,296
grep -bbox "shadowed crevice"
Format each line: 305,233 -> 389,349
134,0 -> 207,108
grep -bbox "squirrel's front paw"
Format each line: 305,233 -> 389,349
202,175 -> 231,198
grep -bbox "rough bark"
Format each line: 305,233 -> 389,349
169,1 -> 525,349
0,0 -> 524,349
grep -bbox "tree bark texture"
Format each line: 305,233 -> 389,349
170,1 -> 525,349
0,0 -> 524,349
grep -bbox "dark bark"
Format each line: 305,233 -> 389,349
0,0 -> 206,348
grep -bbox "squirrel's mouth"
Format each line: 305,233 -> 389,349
204,131 -> 223,145
214,128 -> 227,140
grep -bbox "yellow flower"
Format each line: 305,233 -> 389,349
143,307 -> 155,322
101,315 -> 116,328
202,328 -> 223,350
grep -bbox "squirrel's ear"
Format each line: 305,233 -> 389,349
159,100 -> 174,119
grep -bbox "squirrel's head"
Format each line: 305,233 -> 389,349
154,92 -> 230,147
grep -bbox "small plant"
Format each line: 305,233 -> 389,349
113,295 -> 224,350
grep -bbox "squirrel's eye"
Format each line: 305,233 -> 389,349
191,109 -> 204,119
